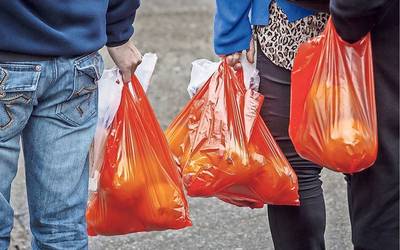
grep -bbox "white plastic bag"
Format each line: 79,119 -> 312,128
240,53 -> 260,91
89,53 -> 157,191
98,53 -> 157,127
187,59 -> 219,97
97,69 -> 124,129
187,54 -> 259,97
136,53 -> 158,92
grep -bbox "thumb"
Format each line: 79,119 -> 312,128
246,38 -> 255,64
120,69 -> 132,84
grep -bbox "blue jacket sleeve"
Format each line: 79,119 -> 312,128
214,0 -> 252,55
106,0 -> 140,47
330,0 -> 393,43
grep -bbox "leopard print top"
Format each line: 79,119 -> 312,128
255,1 -> 329,70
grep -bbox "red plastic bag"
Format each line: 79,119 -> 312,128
86,76 -> 191,236
166,61 -> 299,208
290,18 -> 377,173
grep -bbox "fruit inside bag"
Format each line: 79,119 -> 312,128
88,53 -> 157,185
289,18 -> 377,173
86,74 -> 191,236
166,61 -> 299,208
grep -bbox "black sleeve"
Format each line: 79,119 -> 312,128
329,0 -> 394,43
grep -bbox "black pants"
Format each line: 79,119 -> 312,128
345,3 -> 399,249
257,7 -> 399,246
257,50 -> 326,250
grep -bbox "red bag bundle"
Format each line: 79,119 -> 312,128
166,61 -> 299,208
86,76 -> 191,236
289,18 -> 377,173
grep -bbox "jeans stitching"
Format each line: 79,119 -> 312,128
0,103 -> 13,130
0,64 -> 41,93
0,69 -> 8,97
55,54 -> 100,127
56,105 -> 96,127
0,93 -> 31,103
0,94 -> 32,132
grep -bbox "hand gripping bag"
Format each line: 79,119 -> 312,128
86,75 -> 191,236
166,61 -> 299,208
88,53 -> 158,185
289,18 -> 377,173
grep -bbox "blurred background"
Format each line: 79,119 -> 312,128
10,0 -> 352,249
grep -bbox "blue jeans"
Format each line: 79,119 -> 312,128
0,52 -> 104,250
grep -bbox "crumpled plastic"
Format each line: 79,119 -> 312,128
89,53 -> 157,190
86,64 -> 191,236
166,61 -> 299,208
289,18 -> 377,173
187,54 -> 259,98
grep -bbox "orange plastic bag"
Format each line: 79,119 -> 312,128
166,61 -> 299,208
86,76 -> 191,236
290,18 -> 377,173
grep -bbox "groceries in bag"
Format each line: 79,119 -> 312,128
87,57 -> 191,235
166,61 -> 299,208
290,18 -> 377,173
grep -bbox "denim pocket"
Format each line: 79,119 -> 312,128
56,52 -> 104,127
0,63 -> 40,142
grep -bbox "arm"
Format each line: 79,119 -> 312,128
329,0 -> 392,43
214,0 -> 252,55
214,0 -> 255,69
106,0 -> 142,82
106,0 -> 140,47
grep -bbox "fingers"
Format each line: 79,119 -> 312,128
225,55 -> 234,66
120,69 -> 132,83
226,52 -> 242,70
107,41 -> 143,83
233,62 -> 242,71
246,38 -> 255,64
232,52 -> 241,64
131,43 -> 143,67
128,43 -> 142,80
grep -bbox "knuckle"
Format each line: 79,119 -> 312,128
134,58 -> 142,64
